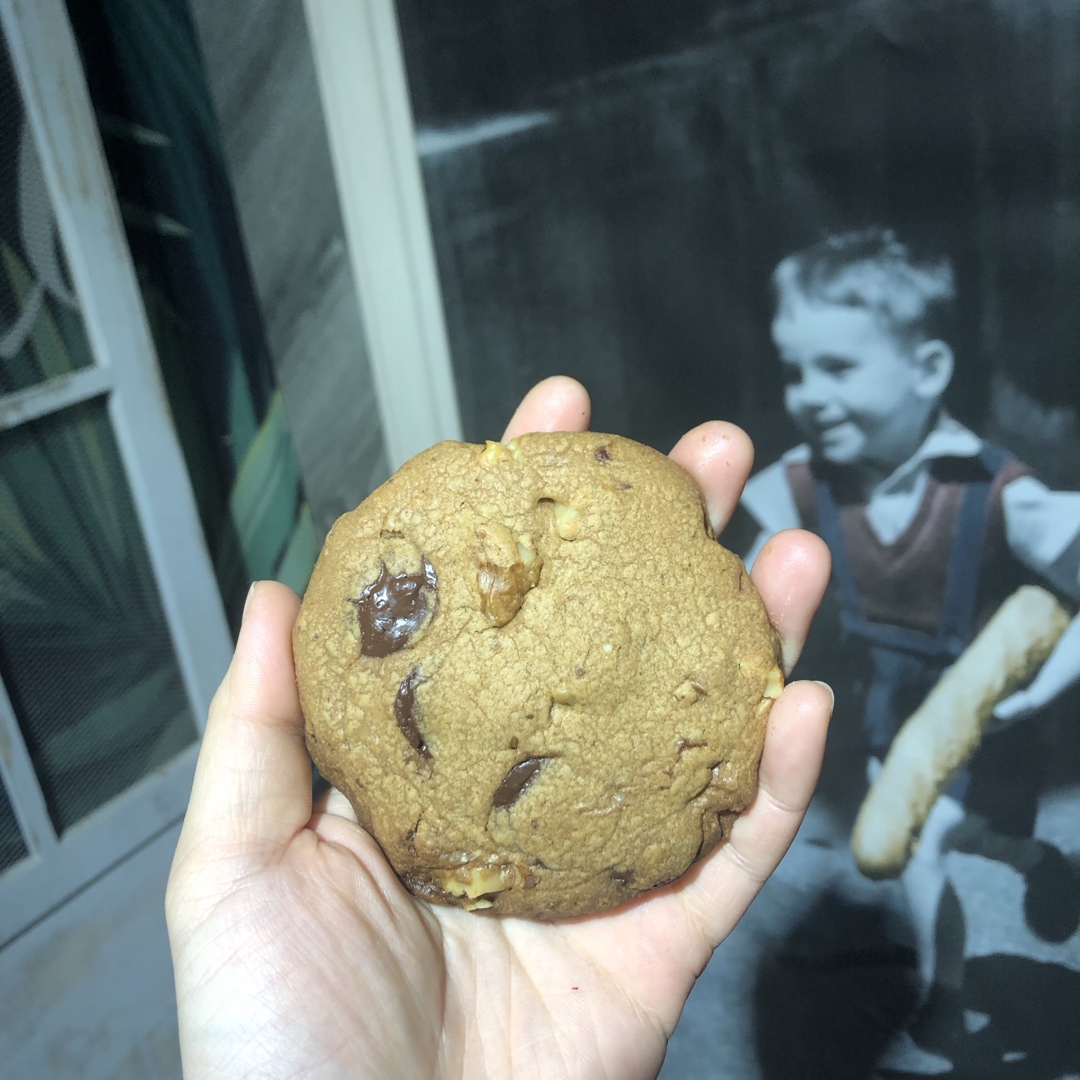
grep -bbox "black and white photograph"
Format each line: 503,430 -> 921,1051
397,1 -> 1080,1075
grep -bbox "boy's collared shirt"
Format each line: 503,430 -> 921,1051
742,413 -> 1080,603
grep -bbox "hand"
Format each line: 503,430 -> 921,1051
991,610 -> 1080,731
992,687 -> 1041,728
166,376 -> 832,1080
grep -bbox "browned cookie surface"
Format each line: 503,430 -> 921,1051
294,432 -> 782,918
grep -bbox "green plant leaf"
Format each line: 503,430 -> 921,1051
274,502 -> 318,596
229,391 -> 303,580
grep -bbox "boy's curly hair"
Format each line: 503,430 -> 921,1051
772,228 -> 956,346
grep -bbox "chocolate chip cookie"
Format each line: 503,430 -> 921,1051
293,432 -> 783,919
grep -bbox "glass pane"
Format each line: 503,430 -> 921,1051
0,398 -> 196,833
0,37 -> 95,396
0,778 -> 27,873
66,0 -> 320,626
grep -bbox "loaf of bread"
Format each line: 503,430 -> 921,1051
852,586 -> 1070,879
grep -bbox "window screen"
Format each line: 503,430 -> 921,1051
1,33 -> 94,397
0,397 -> 196,833
0,780 -> 27,873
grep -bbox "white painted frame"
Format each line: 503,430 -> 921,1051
0,0 -> 233,946
302,0 -> 463,468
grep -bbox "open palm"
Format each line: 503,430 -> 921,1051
166,378 -> 832,1080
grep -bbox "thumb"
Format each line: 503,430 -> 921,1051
989,689 -> 1032,732
175,581 -> 312,864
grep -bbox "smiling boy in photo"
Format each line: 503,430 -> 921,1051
739,228 -> 1080,1058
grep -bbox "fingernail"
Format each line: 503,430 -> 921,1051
813,680 -> 835,710
243,581 -> 257,620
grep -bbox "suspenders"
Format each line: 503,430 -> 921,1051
813,445 -> 1009,758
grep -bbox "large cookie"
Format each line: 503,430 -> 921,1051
294,432 -> 782,919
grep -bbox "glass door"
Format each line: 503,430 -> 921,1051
0,0 -> 231,945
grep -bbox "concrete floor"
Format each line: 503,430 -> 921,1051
0,825 -> 183,1080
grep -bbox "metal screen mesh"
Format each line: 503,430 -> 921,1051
0,397 -> 196,834
0,35 -> 93,397
0,780 -> 27,873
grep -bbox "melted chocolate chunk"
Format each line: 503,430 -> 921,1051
492,757 -> 547,809
594,445 -> 611,462
353,559 -> 437,656
394,667 -> 431,758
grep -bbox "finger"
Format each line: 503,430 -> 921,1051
668,421 -> 754,535
750,529 -> 831,673
308,787 -> 384,862
502,375 -> 591,441
176,581 -> 311,858
312,784 -> 359,822
687,679 -> 833,945
988,691 -> 1029,733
